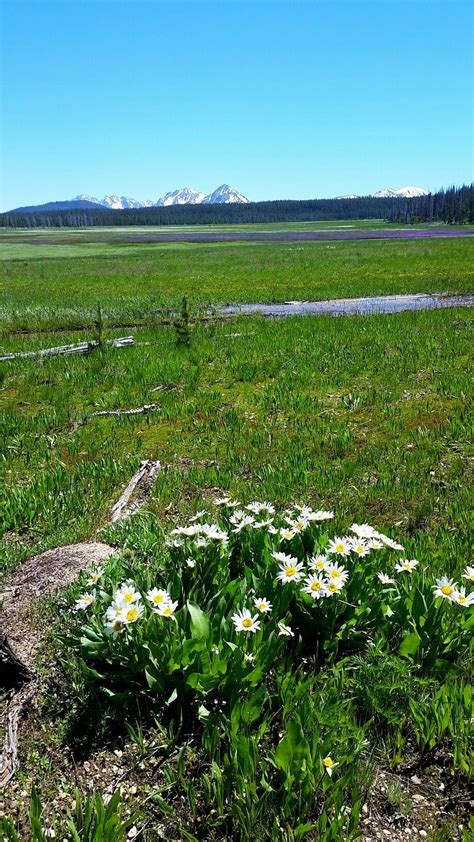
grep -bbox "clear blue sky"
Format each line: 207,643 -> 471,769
1,0 -> 472,209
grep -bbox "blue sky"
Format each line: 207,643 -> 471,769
1,0 -> 472,209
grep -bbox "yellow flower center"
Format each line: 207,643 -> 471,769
113,621 -> 123,631
327,583 -> 338,592
163,607 -> 173,615
285,566 -> 297,577
153,594 -> 164,603
126,608 -> 138,622
242,618 -> 253,628
336,544 -> 344,553
258,602 -> 266,610
330,570 -> 341,579
296,521 -> 304,530
458,595 -> 466,604
469,575 -> 474,581
315,561 -> 325,569
311,581 -> 321,590
441,585 -> 452,596
124,593 -> 134,603
323,757 -> 333,767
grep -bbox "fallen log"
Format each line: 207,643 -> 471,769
89,403 -> 158,419
110,459 -> 161,522
0,335 -> 134,363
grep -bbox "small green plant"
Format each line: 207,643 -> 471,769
93,302 -> 105,348
0,787 -> 137,841
174,295 -> 192,346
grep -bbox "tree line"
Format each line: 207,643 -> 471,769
1,184 -> 472,228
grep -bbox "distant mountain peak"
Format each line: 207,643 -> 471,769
372,186 -> 429,198
202,184 -> 250,204
155,188 -> 206,207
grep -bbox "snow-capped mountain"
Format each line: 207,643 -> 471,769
202,184 -> 250,204
75,194 -> 154,209
74,185 -> 249,208
155,188 -> 206,207
372,186 -> 429,198
336,194 -> 360,200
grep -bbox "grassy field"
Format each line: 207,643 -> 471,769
0,230 -> 473,331
1,231 -> 473,839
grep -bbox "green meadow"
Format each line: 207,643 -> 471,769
0,230 -> 473,331
0,229 -> 473,839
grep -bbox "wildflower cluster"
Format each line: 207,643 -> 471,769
71,501 -> 472,721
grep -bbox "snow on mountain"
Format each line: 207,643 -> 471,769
202,184 -> 250,204
75,194 -> 103,205
372,186 -> 429,198
336,194 -> 360,200
75,194 -> 154,209
155,188 -> 206,207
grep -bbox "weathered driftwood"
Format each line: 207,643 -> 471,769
110,459 -> 161,522
89,403 -> 158,419
0,683 -> 36,788
0,335 -> 134,363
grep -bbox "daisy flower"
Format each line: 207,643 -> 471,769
105,618 -> 125,637
276,558 -> 306,584
246,501 -> 275,515
325,562 -> 349,583
105,601 -> 127,622
323,756 -> 338,777
462,566 -> 474,583
232,515 -> 255,533
377,533 -> 405,551
349,538 -> 370,557
280,527 -> 296,541
432,576 -> 456,600
186,558 -> 196,568
74,592 -> 95,611
288,516 -> 308,533
452,587 -> 474,607
377,572 -> 395,585
170,524 -> 202,537
308,554 -> 329,572
123,603 -> 145,624
214,496 -> 240,507
86,567 -> 104,586
351,523 -> 378,539
254,596 -> 272,613
146,588 -> 171,608
368,539 -> 385,550
324,579 -> 345,596
156,599 -> 179,618
115,582 -> 141,605
309,510 -> 334,521
395,559 -> 419,573
189,510 -> 209,522
201,523 -> 229,544
327,537 -> 351,556
302,574 -> 326,599
278,622 -> 294,637
243,652 -> 256,663
231,609 -> 261,633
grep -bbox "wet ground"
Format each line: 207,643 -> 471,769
94,227 -> 474,244
219,293 -> 474,317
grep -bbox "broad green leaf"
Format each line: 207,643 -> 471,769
187,602 -> 210,640
399,631 -> 421,658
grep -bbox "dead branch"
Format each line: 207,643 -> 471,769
89,403 -> 158,419
109,459 -> 161,522
0,336 -> 134,363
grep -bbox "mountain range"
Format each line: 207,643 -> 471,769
74,184 -> 250,210
7,185 -> 430,214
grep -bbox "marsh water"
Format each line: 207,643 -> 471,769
219,293 -> 474,318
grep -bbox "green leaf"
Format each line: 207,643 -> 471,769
187,602 -> 210,640
399,631 -> 421,658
